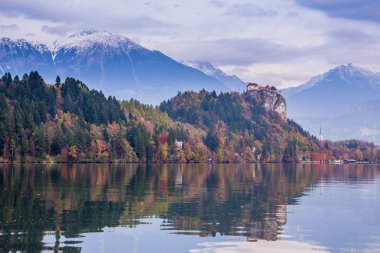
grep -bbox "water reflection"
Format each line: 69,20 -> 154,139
0,163 -> 379,252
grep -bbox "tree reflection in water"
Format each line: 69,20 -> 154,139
0,163 -> 378,252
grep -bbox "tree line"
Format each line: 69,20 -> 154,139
0,72 -> 378,163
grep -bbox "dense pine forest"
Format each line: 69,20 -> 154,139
0,72 -> 379,163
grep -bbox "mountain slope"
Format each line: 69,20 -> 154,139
283,63 -> 380,118
181,60 -> 246,91
0,31 -> 229,104
283,64 -> 380,143
0,38 -> 55,80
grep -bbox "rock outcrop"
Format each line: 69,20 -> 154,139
244,90 -> 287,120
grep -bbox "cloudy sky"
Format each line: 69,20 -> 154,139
1,0 -> 380,88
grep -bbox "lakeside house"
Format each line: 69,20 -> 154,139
174,140 -> 183,150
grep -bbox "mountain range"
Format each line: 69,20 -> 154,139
0,30 -> 238,104
181,60 -> 246,92
2,31 -> 380,144
282,63 -> 380,144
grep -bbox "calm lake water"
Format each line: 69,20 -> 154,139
0,163 -> 380,253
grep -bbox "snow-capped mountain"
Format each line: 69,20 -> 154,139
181,60 -> 246,91
52,30 -> 144,54
282,63 -> 380,143
0,31 -> 229,104
282,63 -> 380,118
0,38 -> 55,80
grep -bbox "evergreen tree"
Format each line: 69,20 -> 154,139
204,130 -> 219,152
55,76 -> 61,87
35,126 -> 47,159
20,132 -> 29,159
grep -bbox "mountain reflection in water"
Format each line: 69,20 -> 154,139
0,163 -> 379,252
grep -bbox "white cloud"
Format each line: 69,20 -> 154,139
225,3 -> 278,17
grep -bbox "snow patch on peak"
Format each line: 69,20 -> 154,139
0,37 -> 53,58
291,69 -> 332,93
332,63 -> 378,78
0,37 -> 43,52
30,41 -> 50,54
286,63 -> 380,95
182,60 -> 224,77
182,60 -> 245,91
0,37 -> 12,44
53,30 -> 146,53
329,63 -> 380,88
1,37 -> 29,47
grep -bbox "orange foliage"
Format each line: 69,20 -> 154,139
69,145 -> 78,159
96,140 -> 109,159
311,152 -> 328,161
107,122 -> 119,137
158,132 -> 169,145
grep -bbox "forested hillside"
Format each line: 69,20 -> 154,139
0,72 -> 135,162
0,72 -> 378,163
160,90 -> 317,162
0,72 -> 207,163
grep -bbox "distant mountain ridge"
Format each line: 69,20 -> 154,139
282,63 -> 380,118
181,60 -> 246,91
0,37 -> 55,80
0,30 -> 230,104
52,30 -> 144,54
282,63 -> 380,143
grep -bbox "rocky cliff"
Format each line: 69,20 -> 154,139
244,90 -> 287,120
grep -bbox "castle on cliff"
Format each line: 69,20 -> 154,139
244,82 -> 286,120
246,83 -> 278,93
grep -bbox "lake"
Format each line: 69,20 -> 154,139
0,163 -> 379,252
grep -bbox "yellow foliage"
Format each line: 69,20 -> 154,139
161,144 -> 168,162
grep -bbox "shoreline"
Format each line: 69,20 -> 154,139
0,161 -> 378,165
